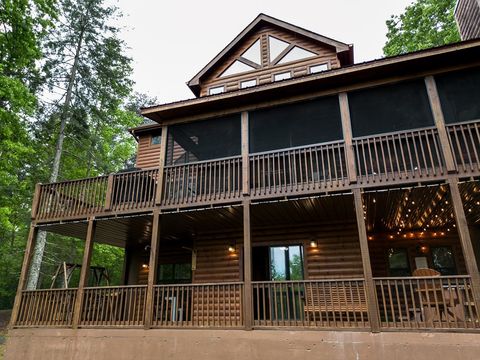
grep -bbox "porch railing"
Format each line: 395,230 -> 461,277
151,282 -> 244,328
353,127 -> 445,184
79,285 -> 147,327
161,156 -> 242,207
15,288 -> 77,327
249,141 -> 347,199
374,276 -> 479,330
35,169 -> 159,221
252,279 -> 369,328
446,119 -> 480,174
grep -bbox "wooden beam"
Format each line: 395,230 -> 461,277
155,125 -> 168,205
339,93 -> 357,184
447,178 -> 480,306
425,76 -> 457,173
72,217 -> 96,328
144,209 -> 160,329
243,198 -> 253,329
353,189 -> 380,332
9,225 -> 38,326
241,112 -> 250,196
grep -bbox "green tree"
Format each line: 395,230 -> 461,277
383,0 -> 460,56
0,0 -> 57,308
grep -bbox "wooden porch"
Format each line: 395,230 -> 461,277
12,183 -> 480,333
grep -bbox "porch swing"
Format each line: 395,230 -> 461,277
50,262 -> 110,289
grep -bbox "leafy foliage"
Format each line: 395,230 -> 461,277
0,0 -> 157,308
383,0 -> 460,56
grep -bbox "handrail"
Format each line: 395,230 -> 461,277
249,139 -> 345,157
164,154 -> 242,168
352,125 -> 437,141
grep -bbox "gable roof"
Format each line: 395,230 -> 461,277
186,13 -> 354,97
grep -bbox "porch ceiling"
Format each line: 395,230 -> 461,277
38,215 -> 153,248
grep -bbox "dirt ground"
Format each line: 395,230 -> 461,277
0,310 -> 11,360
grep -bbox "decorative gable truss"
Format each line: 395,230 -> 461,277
188,14 -> 353,97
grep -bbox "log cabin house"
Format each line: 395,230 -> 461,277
7,12 -> 480,360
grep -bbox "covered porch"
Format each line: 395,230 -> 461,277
11,181 -> 480,332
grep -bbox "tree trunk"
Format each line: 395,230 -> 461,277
26,16 -> 87,290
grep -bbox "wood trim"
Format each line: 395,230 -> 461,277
339,92 -> 357,184
243,198 -> 253,330
238,57 -> 261,70
72,217 -> 96,328
31,184 -> 42,220
144,209 -> 160,329
447,178 -> 480,307
353,189 -> 380,332
425,76 -> 457,173
241,111 -> 250,196
10,225 -> 38,326
155,126 -> 168,205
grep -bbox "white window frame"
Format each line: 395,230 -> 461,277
309,63 -> 329,74
273,71 -> 292,82
209,85 -> 225,95
240,79 -> 257,89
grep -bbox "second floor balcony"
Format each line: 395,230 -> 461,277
32,68 -> 480,223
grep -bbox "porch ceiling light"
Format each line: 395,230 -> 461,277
228,245 -> 236,253
310,240 -> 318,248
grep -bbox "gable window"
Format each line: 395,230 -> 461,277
277,46 -> 316,65
220,60 -> 256,78
241,38 -> 261,66
240,79 -> 257,89
151,134 -> 161,145
269,36 -> 290,62
209,85 -> 225,95
309,63 -> 329,74
273,71 -> 291,82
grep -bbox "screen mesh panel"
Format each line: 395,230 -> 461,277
435,67 -> 480,124
349,80 -> 434,138
166,114 -> 241,165
249,96 -> 343,153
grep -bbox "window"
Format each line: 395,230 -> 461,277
209,85 -> 225,95
158,263 -> 191,284
151,134 -> 161,145
269,36 -> 290,62
277,46 -> 316,64
431,247 -> 457,275
309,63 -> 329,74
435,67 -> 480,124
388,248 -> 410,276
273,72 -> 291,82
348,79 -> 434,137
249,96 -> 343,153
240,79 -> 256,89
270,245 -> 304,281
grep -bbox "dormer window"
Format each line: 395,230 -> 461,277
240,79 -> 257,89
273,72 -> 291,82
209,85 -> 225,95
309,63 -> 329,74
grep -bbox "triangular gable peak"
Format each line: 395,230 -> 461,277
187,14 -> 353,97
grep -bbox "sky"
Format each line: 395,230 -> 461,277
113,0 -> 415,104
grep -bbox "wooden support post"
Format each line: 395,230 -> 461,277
241,111 -> 250,196
339,93 -> 358,184
243,198 -> 253,330
447,178 -> 480,306
72,217 -> 96,328
353,189 -> 381,332
104,174 -> 114,210
155,126 -> 169,205
31,183 -> 42,220
144,209 -> 160,329
10,225 -> 38,327
425,76 -> 457,173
